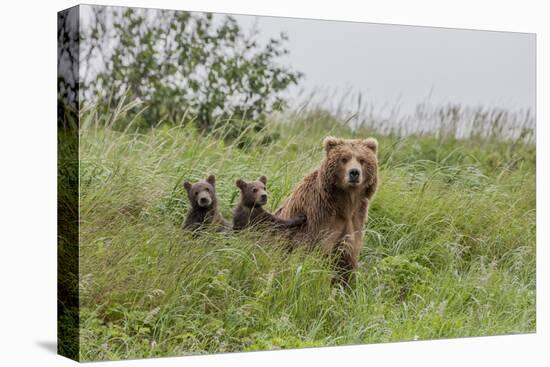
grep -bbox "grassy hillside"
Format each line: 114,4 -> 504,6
77,108 -> 535,361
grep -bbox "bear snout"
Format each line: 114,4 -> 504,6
258,192 -> 268,204
347,167 -> 361,184
197,193 -> 212,207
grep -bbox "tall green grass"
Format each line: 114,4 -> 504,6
77,106 -> 535,361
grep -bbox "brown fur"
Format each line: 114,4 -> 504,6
275,136 -> 379,279
182,174 -> 229,231
233,176 -> 306,231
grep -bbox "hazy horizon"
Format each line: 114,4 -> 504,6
79,5 -> 536,137
233,13 -> 535,116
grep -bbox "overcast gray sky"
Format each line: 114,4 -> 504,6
234,14 -> 535,115
79,4 -> 535,134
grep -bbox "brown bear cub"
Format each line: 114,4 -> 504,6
232,176 -> 306,231
182,174 -> 228,230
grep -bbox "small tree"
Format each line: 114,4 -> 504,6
81,6 -> 302,133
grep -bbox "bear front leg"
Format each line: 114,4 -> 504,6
232,207 -> 250,231
333,224 -> 361,284
340,234 -> 359,269
271,213 -> 306,229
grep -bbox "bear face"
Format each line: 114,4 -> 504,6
183,174 -> 217,209
235,176 -> 268,208
322,136 -> 378,192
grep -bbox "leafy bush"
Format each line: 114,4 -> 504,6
375,255 -> 432,301
80,6 -> 302,133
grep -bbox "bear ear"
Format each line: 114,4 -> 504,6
183,181 -> 192,192
206,174 -> 216,186
236,179 -> 247,190
323,136 -> 342,153
363,137 -> 378,154
258,175 -> 267,185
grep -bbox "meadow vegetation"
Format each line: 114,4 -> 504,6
77,104 -> 536,361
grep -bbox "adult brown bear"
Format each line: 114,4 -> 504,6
275,136 -> 379,280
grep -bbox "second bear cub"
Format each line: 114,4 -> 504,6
233,176 -> 306,231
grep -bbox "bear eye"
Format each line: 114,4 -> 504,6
359,158 -> 365,165
205,188 -> 209,192
194,191 -> 198,196
341,157 -> 348,164
253,188 -> 258,193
